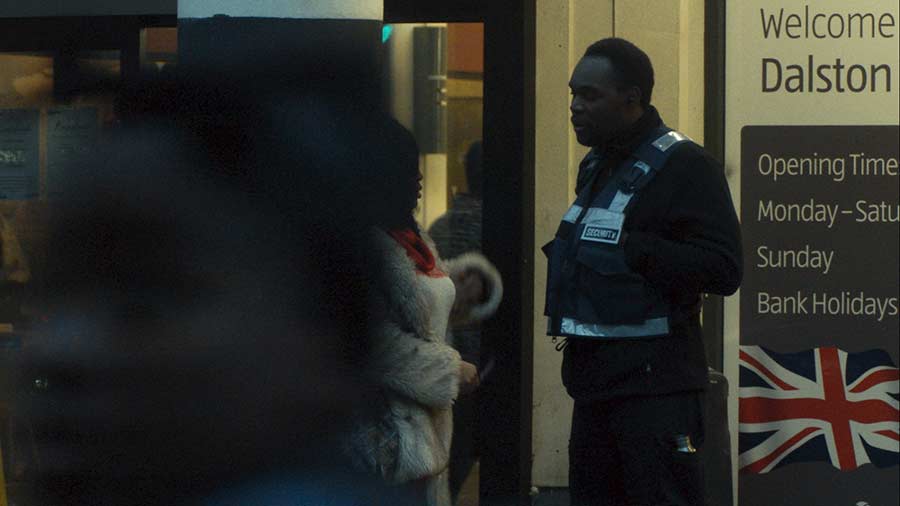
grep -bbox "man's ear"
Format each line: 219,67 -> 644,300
626,86 -> 642,105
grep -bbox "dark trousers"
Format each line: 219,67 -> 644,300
569,392 -> 705,506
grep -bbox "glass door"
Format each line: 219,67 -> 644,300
384,21 -> 485,506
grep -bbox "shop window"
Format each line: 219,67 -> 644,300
141,27 -> 177,76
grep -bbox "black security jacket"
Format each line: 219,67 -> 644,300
561,117 -> 742,402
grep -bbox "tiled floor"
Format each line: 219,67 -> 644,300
456,461 -> 480,506
454,462 -> 570,506
531,487 -> 570,506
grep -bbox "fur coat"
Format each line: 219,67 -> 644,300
342,228 -> 502,506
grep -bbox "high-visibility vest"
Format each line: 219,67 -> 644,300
544,127 -> 692,339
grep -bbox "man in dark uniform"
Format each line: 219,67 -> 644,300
430,141 -> 483,262
543,38 -> 742,505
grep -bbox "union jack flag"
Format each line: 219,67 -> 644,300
738,345 -> 899,474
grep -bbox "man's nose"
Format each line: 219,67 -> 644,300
570,97 -> 583,113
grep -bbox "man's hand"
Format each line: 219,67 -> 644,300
458,360 -> 480,395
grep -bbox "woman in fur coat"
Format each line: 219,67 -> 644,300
342,119 -> 502,506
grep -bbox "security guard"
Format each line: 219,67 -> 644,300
545,38 -> 742,505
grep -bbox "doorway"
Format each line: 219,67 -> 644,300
384,2 -> 535,504
384,23 -> 485,504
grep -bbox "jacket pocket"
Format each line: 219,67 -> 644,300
543,238 -> 565,316
574,243 -> 653,323
344,393 -> 400,482
541,239 -> 555,259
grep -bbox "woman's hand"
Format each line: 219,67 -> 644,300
458,360 -> 480,395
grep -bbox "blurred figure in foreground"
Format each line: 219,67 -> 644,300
12,80 -> 418,505
340,120 -> 501,506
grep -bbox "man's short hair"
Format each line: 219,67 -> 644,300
583,38 -> 654,108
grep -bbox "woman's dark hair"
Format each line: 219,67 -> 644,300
583,37 -> 654,108
366,115 -> 421,230
373,116 -> 419,186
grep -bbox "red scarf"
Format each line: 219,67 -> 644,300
388,229 -> 446,277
